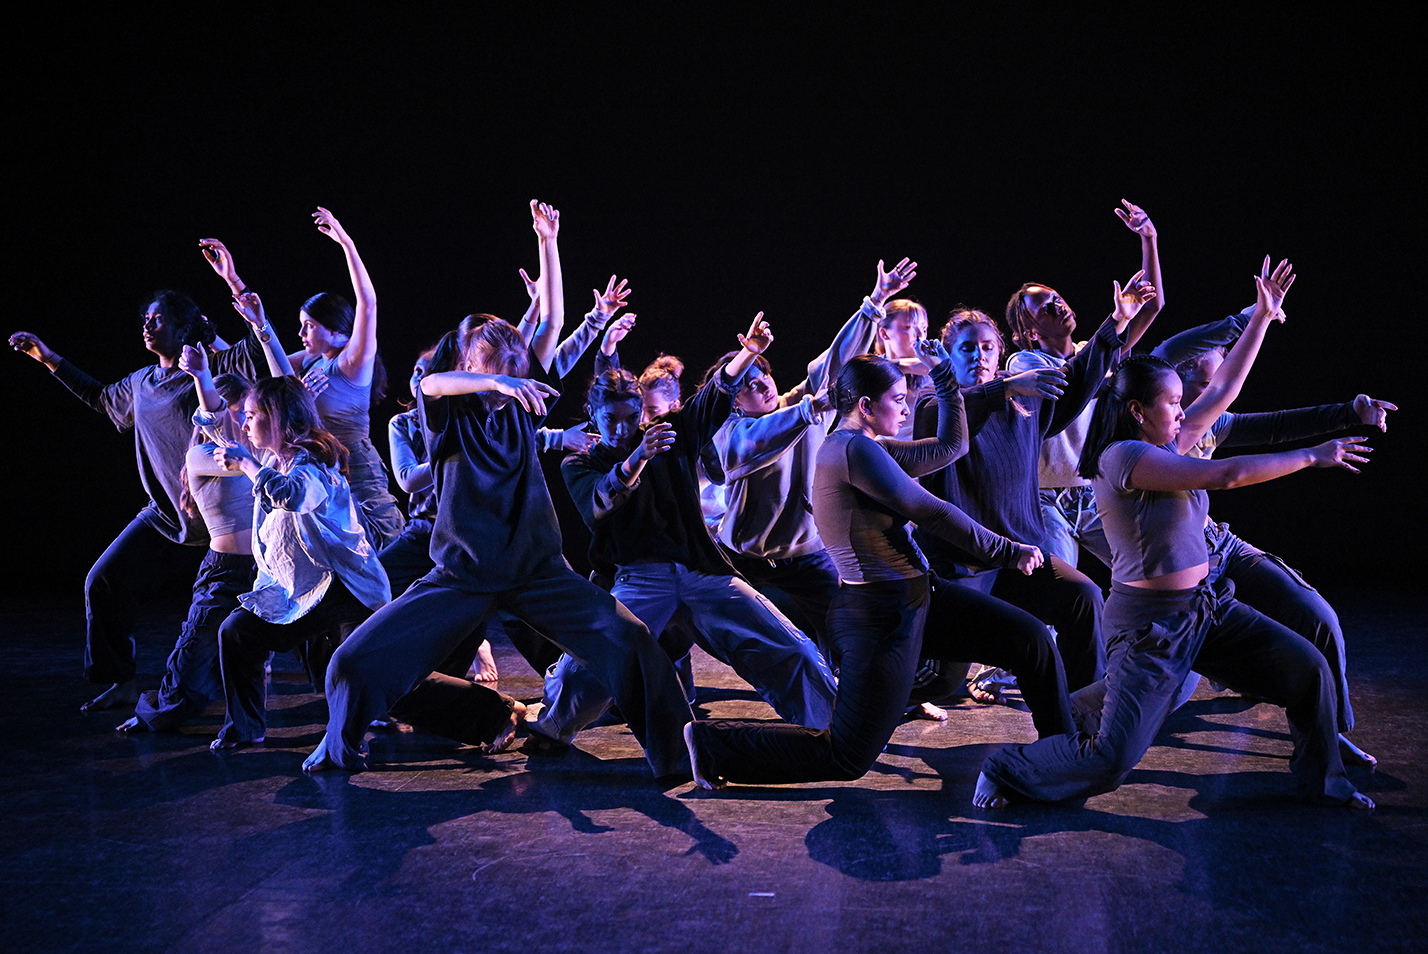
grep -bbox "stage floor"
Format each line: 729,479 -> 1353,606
3,590 -> 1424,954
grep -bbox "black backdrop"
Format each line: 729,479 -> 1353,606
4,9 -> 1419,597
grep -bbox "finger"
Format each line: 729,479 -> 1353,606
745,311 -> 765,337
1261,254 -> 1271,278
535,382 -> 559,396
1126,269 -> 1145,284
1114,209 -> 1131,224
1376,400 -> 1399,411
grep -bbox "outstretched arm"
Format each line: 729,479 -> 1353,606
314,207 -> 379,386
530,200 -> 565,371
1130,435 -> 1372,492
1176,256 -> 1293,453
1115,199 -> 1164,350
420,369 -> 558,416
550,275 -> 630,378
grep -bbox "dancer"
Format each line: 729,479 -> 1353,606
685,349 -> 1069,790
118,353 -> 256,732
915,273 -> 1154,692
1010,199 -> 1165,568
705,259 -> 915,656
198,208 -> 404,551
304,203 -> 693,776
976,258 -> 1374,810
532,313 -> 839,745
210,376 -> 391,749
10,290 -> 265,711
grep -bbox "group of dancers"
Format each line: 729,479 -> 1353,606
11,197 -> 1393,811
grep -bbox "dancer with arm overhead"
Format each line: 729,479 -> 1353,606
530,314 -> 839,747
685,348 -> 1072,791
915,271 -> 1155,693
704,258 -> 915,657
201,210 -> 404,550
10,289 -> 262,711
976,258 -> 1374,811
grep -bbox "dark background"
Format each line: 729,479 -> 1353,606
4,9 -> 1419,597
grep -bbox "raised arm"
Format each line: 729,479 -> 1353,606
178,344 -> 224,418
515,267 -> 542,346
1176,256 -> 1293,453
230,291 -> 294,378
550,276 -> 630,378
529,200 -> 565,371
883,343 -> 968,476
1115,199 -> 1164,350
314,207 -> 378,386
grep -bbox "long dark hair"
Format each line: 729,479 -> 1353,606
1078,355 -> 1177,479
251,375 -> 348,472
830,353 -> 903,418
142,290 -> 212,350
301,291 -> 387,407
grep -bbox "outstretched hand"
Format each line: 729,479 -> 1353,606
178,344 -> 209,378
872,257 -> 918,306
601,314 -> 636,355
530,200 -> 560,240
1014,544 -> 1044,576
1114,199 -> 1157,239
629,421 -> 677,463
1002,365 -> 1068,400
493,375 -> 559,416
519,267 -> 540,302
593,275 -> 631,318
1353,394 -> 1397,432
737,312 -> 773,355
1310,435 -> 1372,473
1254,256 -> 1296,316
231,291 -> 268,331
312,206 -> 353,246
1112,269 -> 1158,322
199,238 -> 242,285
559,422 -> 601,453
9,331 -> 56,365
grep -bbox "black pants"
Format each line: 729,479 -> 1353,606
215,579 -> 374,744
691,574 -> 1073,785
84,515 -> 205,684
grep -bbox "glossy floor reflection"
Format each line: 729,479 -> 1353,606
3,590 -> 1424,954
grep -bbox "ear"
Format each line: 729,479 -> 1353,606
857,394 -> 873,417
1127,399 -> 1145,425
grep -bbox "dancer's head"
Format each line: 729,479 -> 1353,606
941,306 -> 1006,388
298,291 -> 387,406
703,350 -> 776,417
874,299 -> 928,362
586,368 -> 644,451
243,375 -> 347,470
831,354 -> 908,438
1079,355 -> 1181,478
461,319 -> 528,377
1174,347 -> 1226,407
141,290 -> 208,359
639,354 -> 685,422
405,331 -> 464,405
1005,283 -> 1077,351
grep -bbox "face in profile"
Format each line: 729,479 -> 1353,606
859,376 -> 910,438
1132,371 -> 1186,446
1020,286 -> 1077,343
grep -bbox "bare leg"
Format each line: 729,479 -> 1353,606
973,771 -> 1011,809
81,681 -> 138,712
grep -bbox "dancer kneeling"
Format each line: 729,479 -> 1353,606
685,347 -> 1064,790
210,376 -> 391,749
976,257 -> 1373,811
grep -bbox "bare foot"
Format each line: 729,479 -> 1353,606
81,682 -> 138,712
968,667 -> 1014,705
973,771 -> 1011,809
684,722 -> 725,791
302,734 -> 341,772
1339,733 -> 1377,772
1346,792 -> 1375,812
485,701 -> 527,754
210,735 -> 263,751
909,701 -> 949,721
473,640 -> 500,684
115,716 -> 144,733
